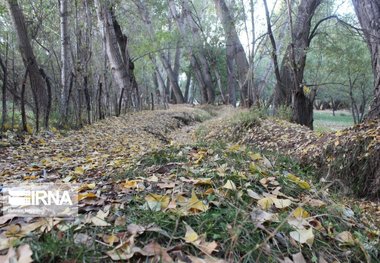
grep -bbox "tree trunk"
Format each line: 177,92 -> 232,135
134,0 -> 184,104
7,0 -> 48,131
352,0 -> 380,119
214,0 -> 250,106
226,38 -> 237,107
273,0 -> 321,129
0,55 -> 7,132
59,0 -> 70,124
95,0 -> 132,115
168,0 -> 215,103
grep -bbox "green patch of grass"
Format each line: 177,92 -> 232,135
28,227 -> 103,263
314,110 -> 354,132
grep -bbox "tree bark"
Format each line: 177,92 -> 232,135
168,0 -> 215,103
0,55 -> 7,132
273,0 -> 321,129
95,0 -> 132,116
59,0 -> 70,124
352,0 -> 380,119
214,0 -> 250,106
7,0 -> 48,131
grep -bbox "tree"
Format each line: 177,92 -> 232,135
94,0 -> 134,116
59,0 -> 70,125
168,0 -> 215,104
352,0 -> 380,119
271,0 -> 322,129
6,0 -> 49,131
133,0 -> 184,104
214,0 -> 250,107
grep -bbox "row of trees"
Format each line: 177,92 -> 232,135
0,0 -> 379,132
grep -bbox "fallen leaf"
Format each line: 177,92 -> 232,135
184,224 -> 199,243
293,207 -> 310,219
290,228 -> 314,245
142,242 -> 173,263
335,231 -> 355,246
272,198 -> 292,209
251,209 -> 279,224
102,234 -> 119,246
91,209 -> 111,226
187,190 -> 209,213
223,180 -> 236,191
0,244 -> 33,263
74,166 -> 85,175
247,189 -> 262,200
257,197 -> 274,210
145,194 -> 170,211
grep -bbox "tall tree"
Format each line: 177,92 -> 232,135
214,0 -> 251,107
352,0 -> 380,119
133,0 -> 184,104
59,0 -> 70,125
6,0 -> 48,131
168,0 -> 215,103
272,0 -> 321,129
95,0 -> 134,116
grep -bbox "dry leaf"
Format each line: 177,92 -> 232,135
223,180 -> 236,191
290,228 -> 314,245
293,207 -> 310,218
184,224 -> 199,243
335,231 -> 355,246
0,244 -> 33,263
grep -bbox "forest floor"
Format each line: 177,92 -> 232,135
0,105 -> 379,263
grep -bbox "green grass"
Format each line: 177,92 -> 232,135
314,110 -> 354,132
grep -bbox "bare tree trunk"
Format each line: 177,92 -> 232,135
352,0 -> 380,119
59,0 -> 70,124
168,0 -> 215,103
272,0 -> 321,129
226,38 -> 237,107
39,68 -> 52,129
214,0 -> 251,106
0,53 -> 7,132
21,69 -> 28,132
95,0 -> 132,116
7,0 -> 48,131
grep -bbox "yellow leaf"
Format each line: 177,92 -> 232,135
78,192 -> 97,201
257,197 -> 274,210
249,152 -> 262,161
184,224 -> 199,243
122,180 -> 139,189
74,166 -> 85,175
188,190 -> 208,213
195,178 -> 212,186
227,144 -> 241,152
103,234 -> 120,246
145,194 -> 170,211
297,180 -> 311,190
223,180 -> 236,191
293,207 -> 310,218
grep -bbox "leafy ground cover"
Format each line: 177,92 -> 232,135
0,106 -> 379,262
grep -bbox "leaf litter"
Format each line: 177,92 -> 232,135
0,105 -> 378,262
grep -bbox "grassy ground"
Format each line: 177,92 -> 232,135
314,110 -> 354,132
